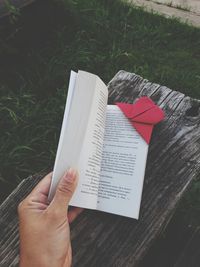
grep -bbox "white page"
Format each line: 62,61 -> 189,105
48,71 -> 77,201
70,73 -> 108,208
49,71 -> 108,210
49,71 -> 99,205
97,105 -> 148,219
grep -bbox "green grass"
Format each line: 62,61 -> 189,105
0,0 -> 200,223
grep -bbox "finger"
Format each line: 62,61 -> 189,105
28,172 -> 52,203
68,207 -> 84,224
48,168 -> 78,216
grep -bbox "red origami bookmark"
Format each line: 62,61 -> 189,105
116,97 -> 165,144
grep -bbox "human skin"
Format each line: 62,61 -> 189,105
18,168 -> 83,267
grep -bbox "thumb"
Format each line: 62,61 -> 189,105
48,168 -> 78,215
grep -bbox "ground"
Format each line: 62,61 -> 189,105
128,0 -> 200,27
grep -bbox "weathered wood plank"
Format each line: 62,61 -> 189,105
0,71 -> 200,267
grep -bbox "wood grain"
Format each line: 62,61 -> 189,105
0,71 -> 200,267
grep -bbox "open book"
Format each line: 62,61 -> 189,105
48,70 -> 149,219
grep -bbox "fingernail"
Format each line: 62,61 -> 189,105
64,168 -> 77,183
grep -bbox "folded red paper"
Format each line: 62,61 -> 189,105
116,97 -> 165,144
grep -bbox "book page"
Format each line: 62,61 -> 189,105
49,70 -> 108,210
70,73 -> 108,209
97,105 -> 148,219
48,71 -> 77,201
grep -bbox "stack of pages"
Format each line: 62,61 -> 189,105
48,71 -> 164,219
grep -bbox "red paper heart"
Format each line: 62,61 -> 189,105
116,97 -> 164,144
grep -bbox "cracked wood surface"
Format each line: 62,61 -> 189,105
0,71 -> 200,266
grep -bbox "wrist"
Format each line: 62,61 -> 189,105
19,253 -> 58,267
19,251 -> 70,267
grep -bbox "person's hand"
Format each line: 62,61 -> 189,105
18,168 -> 83,267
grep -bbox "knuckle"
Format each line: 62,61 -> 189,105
58,181 -> 74,196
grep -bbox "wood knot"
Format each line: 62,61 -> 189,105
186,104 -> 200,117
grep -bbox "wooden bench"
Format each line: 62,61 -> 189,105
0,71 -> 200,266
